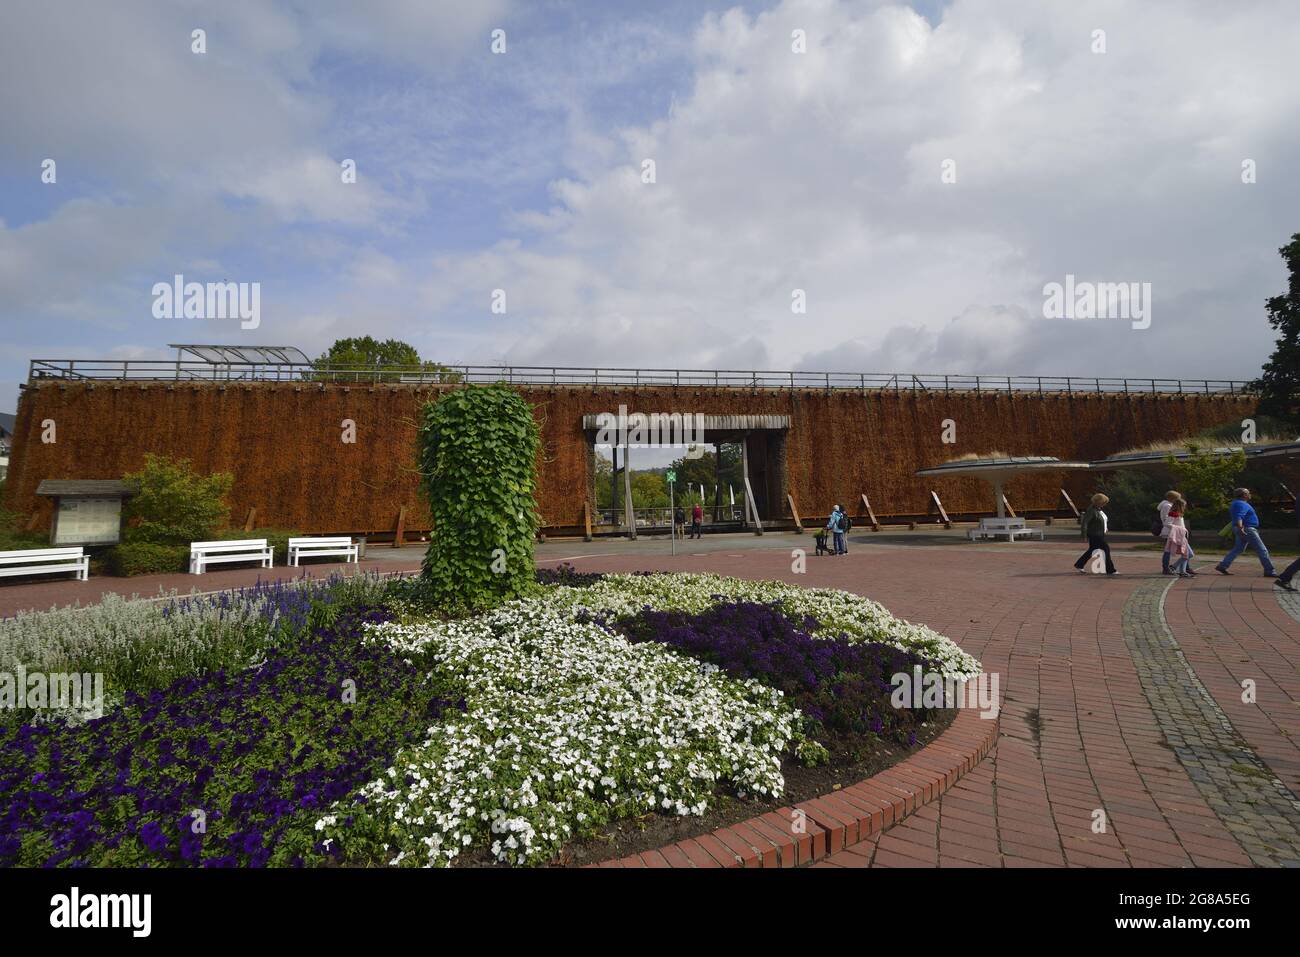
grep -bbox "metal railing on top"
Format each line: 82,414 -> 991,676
25,359 -> 1254,395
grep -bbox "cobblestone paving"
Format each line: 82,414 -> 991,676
1276,586 -> 1300,626
1124,577 -> 1300,866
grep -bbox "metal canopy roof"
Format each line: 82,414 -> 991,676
1092,441 -> 1300,469
169,344 -> 311,365
36,480 -> 138,498
917,456 -> 1092,477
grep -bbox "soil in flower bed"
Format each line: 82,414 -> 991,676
448,707 -> 955,867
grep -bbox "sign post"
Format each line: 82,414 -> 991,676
666,469 -> 677,556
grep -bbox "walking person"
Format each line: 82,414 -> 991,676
1215,488 -> 1278,577
1165,500 -> 1193,578
673,504 -> 685,539
690,502 -> 703,539
1159,491 -> 1196,576
1074,493 -> 1117,575
1274,555 -> 1299,591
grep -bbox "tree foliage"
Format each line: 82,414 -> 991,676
1254,233 -> 1300,430
1166,446 -> 1247,523
417,385 -> 541,612
122,453 -> 233,544
313,337 -> 461,383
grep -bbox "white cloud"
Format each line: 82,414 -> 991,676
398,0 -> 1298,379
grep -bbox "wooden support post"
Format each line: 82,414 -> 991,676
243,507 -> 257,532
1060,488 -> 1080,520
622,438 -> 636,540
744,474 -> 763,534
929,490 -> 952,529
741,433 -> 762,534
1002,495 -> 1017,518
860,493 -> 881,531
787,494 -> 804,533
583,500 -> 593,542
392,506 -> 407,547
25,511 -> 43,533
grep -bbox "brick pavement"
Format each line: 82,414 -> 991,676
4,532 -> 1297,867
539,536 -> 1298,867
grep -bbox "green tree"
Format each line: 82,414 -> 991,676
1166,446 -> 1247,524
417,385 -> 540,611
313,337 -> 461,383
1254,233 -> 1300,430
122,454 -> 233,544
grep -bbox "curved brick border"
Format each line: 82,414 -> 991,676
594,704 -> 999,868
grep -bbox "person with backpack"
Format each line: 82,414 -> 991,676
826,505 -> 846,556
1075,493 -> 1117,575
838,504 -> 851,553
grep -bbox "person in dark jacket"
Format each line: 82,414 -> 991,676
1074,493 -> 1117,575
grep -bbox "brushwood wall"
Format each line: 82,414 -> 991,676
4,380 -> 1259,535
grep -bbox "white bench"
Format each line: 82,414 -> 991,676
189,539 -> 273,575
0,547 -> 89,582
288,536 -> 358,567
968,517 -> 1044,542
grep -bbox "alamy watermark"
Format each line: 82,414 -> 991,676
1,666 -> 104,719
890,666 -> 1000,719
1043,274 -> 1151,330
594,404 -> 705,456
152,273 -> 260,329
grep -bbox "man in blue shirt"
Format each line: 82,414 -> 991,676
1215,488 -> 1278,577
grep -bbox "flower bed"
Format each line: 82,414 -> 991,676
315,573 -> 978,867
0,607 -> 453,867
0,570 -> 980,868
0,573 -> 397,725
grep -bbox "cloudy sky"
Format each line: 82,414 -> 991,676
2,0 -> 1297,412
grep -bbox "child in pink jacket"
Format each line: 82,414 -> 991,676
1165,503 -> 1192,578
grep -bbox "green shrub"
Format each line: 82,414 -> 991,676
122,453 -> 232,544
1097,470 -> 1167,531
416,385 -> 541,612
104,541 -> 190,576
0,481 -> 46,551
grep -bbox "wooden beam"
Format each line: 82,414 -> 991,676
583,500 -> 593,542
743,474 -> 763,534
1060,488 -> 1080,520
25,511 -> 43,533
929,490 -> 952,529
622,439 -> 636,540
860,493 -> 881,531
392,506 -> 407,547
243,507 -> 257,532
1001,495 -> 1017,519
787,493 -> 804,532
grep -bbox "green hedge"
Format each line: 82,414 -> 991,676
104,542 -> 191,577
417,385 -> 541,612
